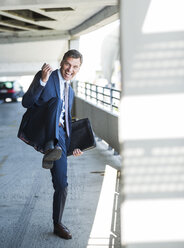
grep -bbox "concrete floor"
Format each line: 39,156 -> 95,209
0,101 -> 121,248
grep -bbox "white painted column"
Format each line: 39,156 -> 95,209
69,38 -> 80,51
68,38 -> 80,117
119,0 -> 184,247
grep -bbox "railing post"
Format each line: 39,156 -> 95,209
85,82 -> 87,100
90,83 -> 92,100
110,87 -> 113,111
76,81 -> 121,112
96,85 -> 98,105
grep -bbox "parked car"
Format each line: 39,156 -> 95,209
0,80 -> 24,102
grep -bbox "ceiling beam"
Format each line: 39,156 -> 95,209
0,0 -> 117,10
0,30 -> 70,44
0,19 -> 48,31
69,5 -> 119,37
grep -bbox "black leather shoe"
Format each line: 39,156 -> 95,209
54,223 -> 72,240
43,146 -> 62,162
42,159 -> 53,169
44,140 -> 55,154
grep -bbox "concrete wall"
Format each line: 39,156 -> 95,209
74,96 -> 119,153
120,0 -> 184,247
0,40 -> 68,76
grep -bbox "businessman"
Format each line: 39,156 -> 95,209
18,49 -> 83,239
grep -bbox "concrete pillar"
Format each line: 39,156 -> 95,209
68,38 -> 80,117
119,0 -> 184,247
69,38 -> 80,51
68,38 -> 80,91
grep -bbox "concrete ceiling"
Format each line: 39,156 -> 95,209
0,0 -> 119,77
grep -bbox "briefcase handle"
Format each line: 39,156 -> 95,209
72,118 -> 76,123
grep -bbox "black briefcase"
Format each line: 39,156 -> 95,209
67,118 -> 96,156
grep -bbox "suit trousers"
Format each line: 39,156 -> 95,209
50,126 -> 68,224
23,97 -> 62,151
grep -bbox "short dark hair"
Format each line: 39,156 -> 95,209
62,49 -> 83,65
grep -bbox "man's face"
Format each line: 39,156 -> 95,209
60,57 -> 81,81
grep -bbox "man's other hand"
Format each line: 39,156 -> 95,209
73,148 -> 83,157
41,63 -> 53,83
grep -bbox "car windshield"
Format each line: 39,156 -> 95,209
0,81 -> 14,89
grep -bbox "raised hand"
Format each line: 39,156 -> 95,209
41,63 -> 53,83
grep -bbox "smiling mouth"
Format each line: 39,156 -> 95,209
65,72 -> 72,77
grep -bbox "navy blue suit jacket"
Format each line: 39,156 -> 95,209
17,69 -> 75,153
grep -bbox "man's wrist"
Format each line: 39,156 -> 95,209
40,79 -> 47,86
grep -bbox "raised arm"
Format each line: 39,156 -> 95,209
22,64 -> 53,108
22,71 -> 44,108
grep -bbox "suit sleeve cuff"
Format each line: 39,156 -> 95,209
40,79 -> 47,86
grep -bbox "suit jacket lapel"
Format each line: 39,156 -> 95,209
52,70 -> 74,110
52,70 -> 60,98
68,86 -> 74,111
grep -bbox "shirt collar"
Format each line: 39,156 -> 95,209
57,69 -> 70,84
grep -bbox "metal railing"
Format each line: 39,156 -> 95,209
76,81 -> 121,112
